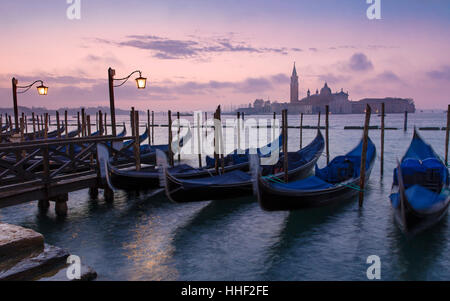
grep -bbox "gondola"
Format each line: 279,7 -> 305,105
24,124 -> 66,140
253,135 -> 376,211
123,126 -> 148,148
96,133 -> 281,191
389,129 -> 450,235
161,130 -> 324,203
0,124 -> 65,142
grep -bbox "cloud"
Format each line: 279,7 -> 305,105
347,53 -> 374,72
375,70 -> 402,82
367,45 -> 398,50
95,35 -> 293,59
427,65 -> 450,81
0,73 -> 100,85
309,48 -> 318,52
0,70 -> 290,108
161,73 -> 288,95
85,53 -> 123,66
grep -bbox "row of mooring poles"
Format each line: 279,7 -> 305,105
7,108 -> 125,141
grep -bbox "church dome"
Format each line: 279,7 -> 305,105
320,82 -> 332,95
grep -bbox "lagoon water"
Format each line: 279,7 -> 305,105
1,112 -> 449,280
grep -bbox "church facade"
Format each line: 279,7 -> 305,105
237,63 -> 415,114
289,64 -> 352,114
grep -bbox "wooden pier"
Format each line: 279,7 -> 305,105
0,134 -> 138,216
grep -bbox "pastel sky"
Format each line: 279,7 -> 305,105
0,0 -> 449,111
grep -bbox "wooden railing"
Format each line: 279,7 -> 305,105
0,135 -> 138,188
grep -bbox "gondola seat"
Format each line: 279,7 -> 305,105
316,155 -> 359,184
390,185 -> 447,211
393,158 -> 448,192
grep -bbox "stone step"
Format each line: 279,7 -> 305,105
0,223 -> 44,259
0,244 -> 69,281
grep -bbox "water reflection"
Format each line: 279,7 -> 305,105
388,217 -> 449,280
262,201 -> 353,279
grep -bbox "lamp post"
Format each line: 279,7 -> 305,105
12,78 -> 48,132
108,68 -> 147,136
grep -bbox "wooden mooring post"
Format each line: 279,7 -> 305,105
147,109 -> 151,145
299,113 -> 303,149
36,115 -> 41,137
134,111 -> 141,171
404,110 -> 408,132
205,112 -> 208,138
272,112 -> 276,144
22,112 -> 27,134
237,112 -> 241,150
380,103 -> 385,177
87,115 -> 92,137
218,106 -> 225,174
151,110 -> 154,144
44,113 -> 49,140
81,108 -> 86,137
213,108 -> 219,174
32,113 -> 36,139
359,104 -> 371,207
197,112 -> 202,168
317,111 -> 321,128
177,112 -> 181,163
56,111 -> 61,138
64,110 -> 68,139
325,105 -> 330,164
446,104 -> 450,166
168,110 -> 174,166
95,112 -> 99,131
283,109 -> 288,182
77,112 -> 81,137
104,113 -> 108,135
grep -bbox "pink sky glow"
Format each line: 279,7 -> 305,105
0,1 -> 449,111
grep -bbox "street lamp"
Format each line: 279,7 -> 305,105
12,78 -> 48,131
108,68 -> 147,136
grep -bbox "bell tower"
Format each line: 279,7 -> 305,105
290,62 -> 299,103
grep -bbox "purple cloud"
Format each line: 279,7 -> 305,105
96,35 -> 294,59
348,53 -> 374,72
427,65 -> 450,81
376,71 -> 401,82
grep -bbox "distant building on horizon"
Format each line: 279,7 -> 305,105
237,63 -> 415,114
